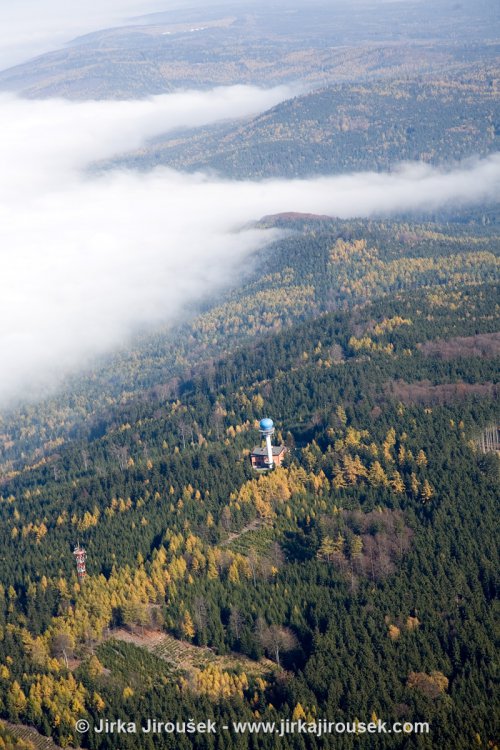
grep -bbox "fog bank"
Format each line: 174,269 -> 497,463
1,89 -> 498,405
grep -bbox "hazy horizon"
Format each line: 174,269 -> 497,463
0,0 -> 497,71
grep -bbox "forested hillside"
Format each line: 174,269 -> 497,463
0,0 -> 495,99
0,255 -> 497,747
1,218 -> 498,473
111,72 -> 500,177
0,2 -> 498,748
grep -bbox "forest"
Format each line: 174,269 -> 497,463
111,73 -> 500,178
0,2 -> 498,744
1,217 -> 498,472
0,1 -> 494,100
0,215 -> 498,748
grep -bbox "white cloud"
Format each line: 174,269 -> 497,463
0,88 -> 499,406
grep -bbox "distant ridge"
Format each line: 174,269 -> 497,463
257,212 -> 334,228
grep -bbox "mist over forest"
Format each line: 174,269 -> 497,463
1,84 -> 498,404
0,2 -> 498,750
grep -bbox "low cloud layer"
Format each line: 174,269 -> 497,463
1,88 -> 499,406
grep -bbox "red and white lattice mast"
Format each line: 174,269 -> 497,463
73,544 -> 87,580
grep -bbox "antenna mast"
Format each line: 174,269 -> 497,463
73,544 -> 87,581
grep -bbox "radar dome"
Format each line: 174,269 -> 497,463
260,418 -> 274,431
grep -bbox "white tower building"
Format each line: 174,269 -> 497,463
259,417 -> 275,469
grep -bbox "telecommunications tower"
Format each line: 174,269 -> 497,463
73,544 -> 87,581
259,417 -> 276,469
250,417 -> 287,470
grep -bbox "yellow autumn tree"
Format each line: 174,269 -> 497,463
390,471 -> 405,494
332,465 -> 347,489
292,703 -> 307,721
382,428 -> 396,462
410,473 -> 420,497
180,611 -> 195,641
416,450 -> 428,467
7,681 -> 27,719
421,480 -> 434,503
317,536 -> 336,562
368,461 -> 389,487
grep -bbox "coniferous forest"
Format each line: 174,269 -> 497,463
0,2 -> 498,749
0,217 -> 498,749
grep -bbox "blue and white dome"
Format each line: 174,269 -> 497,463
259,418 -> 274,431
